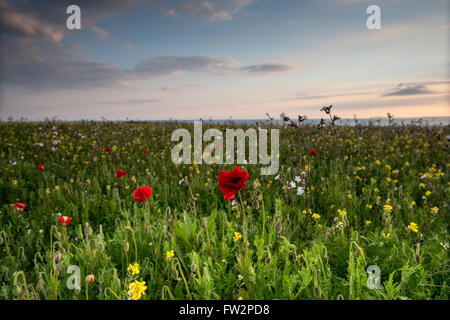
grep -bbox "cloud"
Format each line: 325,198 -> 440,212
291,91 -> 373,100
97,98 -> 160,104
128,56 -> 239,77
159,0 -> 256,21
0,0 -> 64,42
240,63 -> 298,74
382,83 -> 436,97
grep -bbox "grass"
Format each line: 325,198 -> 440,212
0,114 -> 448,300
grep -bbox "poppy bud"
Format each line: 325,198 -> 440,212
85,274 -> 95,284
36,279 -> 44,292
124,241 -> 129,253
55,253 -> 62,264
84,223 -> 92,236
125,226 -> 134,232
59,247 -> 66,254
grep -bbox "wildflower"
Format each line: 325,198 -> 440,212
237,274 -> 243,281
294,176 -> 301,183
55,185 -> 60,191
143,149 -> 148,155
166,250 -> 174,259
431,207 -> 439,214
128,280 -> 147,300
58,216 -> 72,226
411,200 -> 416,207
366,204 -> 373,209
382,233 -> 390,239
116,169 -> 127,178
218,166 -> 250,201
297,186 -> 304,196
233,232 -> 242,242
337,209 -> 347,217
14,203 -> 26,211
407,222 -> 419,233
127,263 -> 140,275
425,190 -> 432,197
312,213 -> 321,220
365,220 -> 371,225
133,186 -> 153,204
37,163 -> 45,172
105,147 -> 111,152
383,204 -> 393,213
309,150 -> 318,156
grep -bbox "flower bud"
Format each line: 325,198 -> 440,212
85,274 -> 95,284
55,252 -> 62,264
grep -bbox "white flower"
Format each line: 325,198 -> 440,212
297,186 -> 304,196
289,181 -> 296,189
178,178 -> 185,185
274,174 -> 280,180
294,176 -> 301,183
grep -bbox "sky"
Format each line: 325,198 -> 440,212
0,0 -> 448,121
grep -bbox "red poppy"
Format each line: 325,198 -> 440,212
218,166 -> 250,200
105,147 -> 111,152
116,169 -> 127,178
309,150 -> 318,156
58,216 -> 72,226
14,203 -> 26,211
37,163 -> 45,172
133,186 -> 153,204
143,149 -> 148,155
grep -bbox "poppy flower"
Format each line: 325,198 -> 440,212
218,166 -> 250,200
309,150 -> 318,156
37,163 -> 45,172
133,186 -> 153,204
58,216 -> 72,226
116,169 -> 127,178
143,149 -> 148,155
105,147 -> 111,152
14,203 -> 26,211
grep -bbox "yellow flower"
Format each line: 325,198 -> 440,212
166,250 -> 174,259
128,280 -> 147,300
312,213 -> 321,220
233,232 -> 242,242
407,222 -> 419,233
375,160 -> 381,165
366,204 -> 373,209
337,209 -> 347,217
55,185 -> 60,191
382,233 -> 390,239
431,207 -> 439,214
425,190 -> 432,197
383,204 -> 393,213
127,263 -> 140,275
365,220 -> 371,225
411,200 -> 416,207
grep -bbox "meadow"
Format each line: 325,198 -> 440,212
0,111 -> 448,300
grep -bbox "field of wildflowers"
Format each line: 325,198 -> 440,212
0,112 -> 448,300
